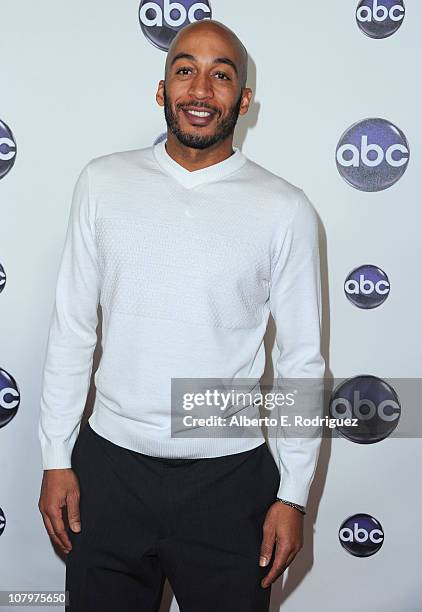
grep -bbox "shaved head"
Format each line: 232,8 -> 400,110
165,19 -> 248,88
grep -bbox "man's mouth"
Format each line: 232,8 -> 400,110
180,106 -> 217,127
186,109 -> 212,117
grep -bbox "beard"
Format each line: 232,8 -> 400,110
163,85 -> 242,150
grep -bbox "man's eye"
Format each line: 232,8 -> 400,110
176,67 -> 192,75
214,71 -> 229,80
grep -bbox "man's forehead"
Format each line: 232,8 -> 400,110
168,25 -> 242,63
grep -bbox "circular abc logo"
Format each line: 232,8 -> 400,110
356,0 -> 405,39
339,513 -> 384,557
139,0 -> 212,51
0,368 -> 20,428
0,507 -> 5,537
344,264 -> 390,309
0,119 -> 17,181
336,118 -> 409,191
0,263 -> 6,295
329,375 -> 400,443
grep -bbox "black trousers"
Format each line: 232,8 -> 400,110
65,422 -> 280,611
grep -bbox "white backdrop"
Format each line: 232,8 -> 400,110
1,1 -> 421,610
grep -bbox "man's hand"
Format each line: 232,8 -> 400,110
259,501 -> 304,588
38,469 -> 81,555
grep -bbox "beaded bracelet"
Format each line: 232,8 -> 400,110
276,497 -> 306,515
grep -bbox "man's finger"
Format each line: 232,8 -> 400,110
47,507 -> 72,550
41,512 -> 71,554
66,490 -> 81,532
261,540 -> 294,588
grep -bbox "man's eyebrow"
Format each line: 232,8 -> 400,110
213,57 -> 238,75
170,53 -> 196,66
170,53 -> 239,75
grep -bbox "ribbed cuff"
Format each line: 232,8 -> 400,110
276,479 -> 310,510
40,442 -> 73,470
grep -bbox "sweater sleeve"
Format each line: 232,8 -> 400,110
267,189 -> 325,509
38,162 -> 100,469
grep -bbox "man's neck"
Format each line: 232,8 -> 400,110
165,133 -> 235,172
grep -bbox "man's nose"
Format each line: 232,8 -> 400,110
188,73 -> 213,100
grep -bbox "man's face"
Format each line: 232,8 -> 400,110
157,29 -> 251,150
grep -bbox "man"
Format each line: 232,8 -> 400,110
38,18 -> 325,612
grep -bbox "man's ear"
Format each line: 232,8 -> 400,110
156,80 -> 165,107
239,87 -> 253,117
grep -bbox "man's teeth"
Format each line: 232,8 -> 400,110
186,110 -> 212,117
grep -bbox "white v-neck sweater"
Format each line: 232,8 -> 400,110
38,139 -> 325,509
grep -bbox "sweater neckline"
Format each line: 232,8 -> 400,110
153,138 -> 247,189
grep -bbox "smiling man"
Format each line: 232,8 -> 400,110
38,18 -> 325,612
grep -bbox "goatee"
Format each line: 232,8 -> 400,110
163,86 -> 242,150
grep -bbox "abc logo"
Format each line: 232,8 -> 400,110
356,0 -> 405,39
0,368 -> 20,428
0,263 -> 6,295
336,118 -> 409,191
344,264 -> 390,309
329,375 -> 400,443
339,514 -> 384,557
0,508 -> 5,537
0,119 -> 17,181
139,0 -> 212,51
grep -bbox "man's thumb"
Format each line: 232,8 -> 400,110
259,531 -> 274,567
66,494 -> 81,532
